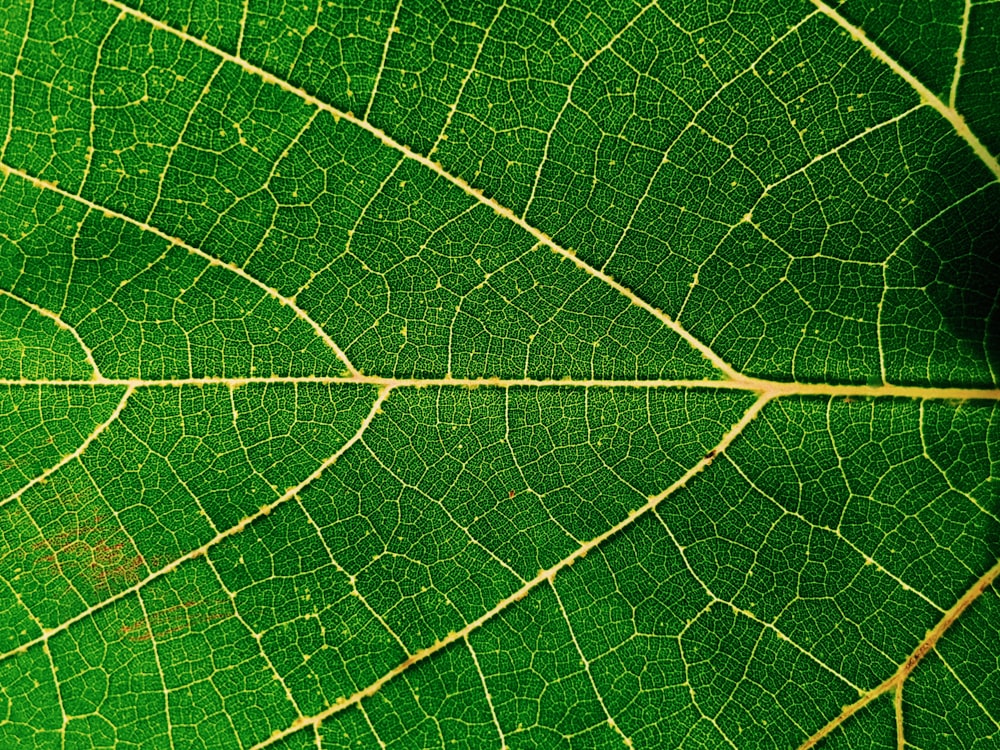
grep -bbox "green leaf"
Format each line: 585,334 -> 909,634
1,0 -> 997,748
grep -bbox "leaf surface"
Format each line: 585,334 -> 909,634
0,0 -> 998,748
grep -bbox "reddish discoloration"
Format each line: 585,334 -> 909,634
122,598 -> 230,642
32,514 -> 106,550
93,553 -> 166,591
34,518 -> 167,592
56,491 -> 88,509
905,642 -> 932,671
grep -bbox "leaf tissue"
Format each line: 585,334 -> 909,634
0,0 -> 997,748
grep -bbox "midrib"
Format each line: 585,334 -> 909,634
4,0 -> 998,398
2,375 -> 999,401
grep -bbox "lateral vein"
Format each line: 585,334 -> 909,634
0,386 -> 391,665
0,162 -> 361,378
0,385 -> 132,512
247,394 -> 772,750
0,287 -> 102,380
798,556 -> 1000,749
811,0 -> 999,180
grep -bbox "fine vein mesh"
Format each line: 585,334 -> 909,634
0,0 -> 997,749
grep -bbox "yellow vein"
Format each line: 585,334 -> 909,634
0,0 -> 34,162
428,2 -> 506,157
894,681 -> 905,750
0,385 -> 132,512
937,651 -> 1000,730
2,373 -> 999,402
465,636 -> 507,750
248,394 -> 772,749
364,0 -> 403,120
660,515 -> 868,695
749,104 -> 926,215
236,0 -> 249,57
0,287 -> 102,380
726,455 -> 945,612
0,162 -> 359,377
0,386 -> 390,665
135,589 -> 177,750
521,0 -> 659,219
811,0 -> 1000,181
950,0 -> 972,110
92,0 -> 741,381
551,581 -> 634,747
798,556 -> 1000,749
722,598 -> 864,692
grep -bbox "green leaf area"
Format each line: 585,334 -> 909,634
1,0 -> 998,748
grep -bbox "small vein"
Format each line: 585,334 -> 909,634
357,704 -> 388,750
364,0 -> 403,121
0,287 -> 103,381
918,400 -> 1000,524
521,0 -> 659,219
0,384 -> 132,512
236,0 -> 249,57
428,2 -> 506,157
144,59 -> 226,224
293,491 -> 411,659
360,435 -> 527,585
950,0 -> 972,110
135,589 -> 178,750
202,552 -> 306,718
0,0 -> 34,163
938,650 -> 1000,729
551,579 -> 633,747
78,11 -> 122,198
894,682 -> 905,750
0,161 -> 360,378
726,450 -> 945,613
654,510 -> 867,698
465,635 -> 507,750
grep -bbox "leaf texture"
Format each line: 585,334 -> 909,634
0,0 -> 998,748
